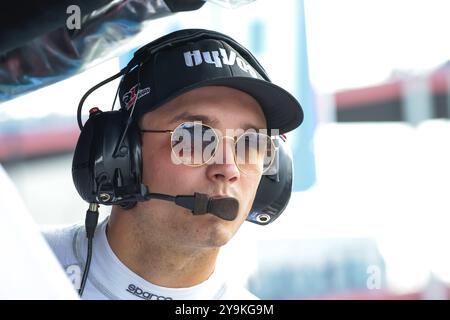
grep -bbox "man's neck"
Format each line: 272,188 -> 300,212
106,210 -> 220,288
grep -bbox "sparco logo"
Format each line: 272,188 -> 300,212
183,48 -> 259,79
126,284 -> 173,300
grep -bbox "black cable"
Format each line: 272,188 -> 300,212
78,203 -> 99,297
78,237 -> 93,296
113,63 -> 143,157
110,79 -> 121,112
77,68 -> 128,130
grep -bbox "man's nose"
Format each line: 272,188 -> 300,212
206,137 -> 240,183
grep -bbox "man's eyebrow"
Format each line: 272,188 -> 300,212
168,111 -> 263,131
168,112 -> 219,126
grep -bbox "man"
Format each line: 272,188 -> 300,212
43,29 -> 303,300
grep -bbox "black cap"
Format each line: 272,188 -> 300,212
119,29 -> 303,134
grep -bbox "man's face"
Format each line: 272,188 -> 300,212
136,86 -> 267,248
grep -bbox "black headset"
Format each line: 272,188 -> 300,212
73,29 -> 294,226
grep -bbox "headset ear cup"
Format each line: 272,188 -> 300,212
247,138 -> 293,225
72,110 -> 146,207
72,112 -> 99,203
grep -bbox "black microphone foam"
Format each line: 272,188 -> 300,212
189,192 -> 239,221
206,197 -> 239,221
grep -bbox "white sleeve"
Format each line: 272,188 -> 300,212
0,164 -> 79,300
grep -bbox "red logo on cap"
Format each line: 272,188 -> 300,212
122,84 -> 151,110
123,84 -> 139,110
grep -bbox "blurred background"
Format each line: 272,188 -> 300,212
1,0 -> 450,299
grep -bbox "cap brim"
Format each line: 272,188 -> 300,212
152,77 -> 304,135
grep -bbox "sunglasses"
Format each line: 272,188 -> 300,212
141,121 -> 278,176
